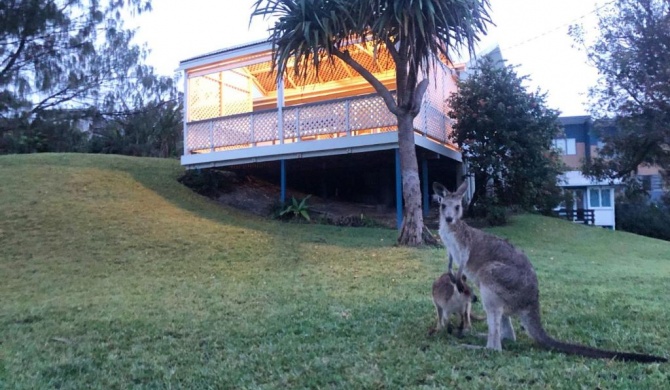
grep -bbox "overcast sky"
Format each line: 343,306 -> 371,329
130,0 -> 608,117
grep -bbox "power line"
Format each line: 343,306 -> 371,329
501,0 -> 614,51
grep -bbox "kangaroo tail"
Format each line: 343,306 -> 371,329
520,308 -> 667,363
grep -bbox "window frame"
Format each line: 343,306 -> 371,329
588,187 -> 613,209
553,138 -> 577,155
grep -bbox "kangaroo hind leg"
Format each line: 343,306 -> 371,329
435,305 -> 445,331
480,288 -> 504,350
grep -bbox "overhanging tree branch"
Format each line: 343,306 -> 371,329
331,47 -> 399,116
410,79 -> 429,117
0,35 -> 28,83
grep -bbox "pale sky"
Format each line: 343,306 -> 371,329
130,0 -> 607,116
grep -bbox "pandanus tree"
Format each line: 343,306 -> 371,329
251,0 -> 491,245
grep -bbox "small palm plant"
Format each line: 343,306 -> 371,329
279,195 -> 312,222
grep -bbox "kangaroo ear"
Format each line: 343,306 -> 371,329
455,180 -> 468,198
433,182 -> 448,197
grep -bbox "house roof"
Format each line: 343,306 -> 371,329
558,115 -> 591,126
179,37 -> 457,77
179,39 -> 272,66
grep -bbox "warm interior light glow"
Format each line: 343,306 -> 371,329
184,40 -> 457,155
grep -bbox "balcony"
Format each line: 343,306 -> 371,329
180,40 -> 461,169
183,92 -> 458,169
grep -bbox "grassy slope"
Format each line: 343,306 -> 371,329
0,153 -> 668,389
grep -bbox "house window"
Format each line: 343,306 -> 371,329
589,188 -> 612,208
553,138 -> 576,155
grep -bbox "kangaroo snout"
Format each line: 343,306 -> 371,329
445,217 -> 453,223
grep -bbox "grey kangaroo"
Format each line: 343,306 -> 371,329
430,272 -> 477,337
433,180 -> 667,363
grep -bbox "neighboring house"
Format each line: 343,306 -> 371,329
637,165 -> 666,203
178,39 -> 467,227
555,116 -> 618,229
555,115 -> 667,229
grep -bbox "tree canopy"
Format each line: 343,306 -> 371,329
571,0 -> 670,181
252,0 -> 492,245
1,0 -> 182,157
448,57 -> 564,222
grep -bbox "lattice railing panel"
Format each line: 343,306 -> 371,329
186,116 -> 253,153
213,116 -> 252,148
188,70 -> 253,122
188,76 -> 221,122
349,95 -> 396,130
424,68 -> 447,110
413,105 -> 426,135
187,121 -> 213,151
282,109 -> 299,140
252,111 -> 279,143
424,105 -> 449,143
296,100 -> 347,136
186,88 -> 467,155
416,64 -> 454,144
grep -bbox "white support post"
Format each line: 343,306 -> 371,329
278,76 -> 285,144
182,72 -> 189,155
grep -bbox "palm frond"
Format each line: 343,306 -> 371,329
251,0 -> 492,83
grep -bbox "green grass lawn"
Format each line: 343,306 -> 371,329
1,153 -> 669,389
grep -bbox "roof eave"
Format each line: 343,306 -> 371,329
178,39 -> 273,71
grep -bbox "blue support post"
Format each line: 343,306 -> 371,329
395,149 -> 403,230
280,159 -> 286,204
422,158 -> 429,217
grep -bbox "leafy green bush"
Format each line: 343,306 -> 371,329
177,169 -> 235,197
616,202 -> 670,241
468,198 -> 508,226
483,204 -> 508,226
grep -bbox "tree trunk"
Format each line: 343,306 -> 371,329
396,113 -> 425,246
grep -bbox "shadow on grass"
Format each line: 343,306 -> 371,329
0,153 -> 398,249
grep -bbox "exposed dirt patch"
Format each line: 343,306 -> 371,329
179,169 -> 450,231
213,174 -> 400,228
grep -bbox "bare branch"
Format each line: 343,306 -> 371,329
410,79 -> 429,117
0,35 -> 28,83
331,47 -> 399,116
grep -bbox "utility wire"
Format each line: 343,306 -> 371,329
501,0 -> 614,51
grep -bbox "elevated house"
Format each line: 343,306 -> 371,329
178,39 -> 467,227
555,116 -> 618,229
555,116 -> 667,229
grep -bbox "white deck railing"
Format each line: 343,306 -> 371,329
185,92 -> 452,155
